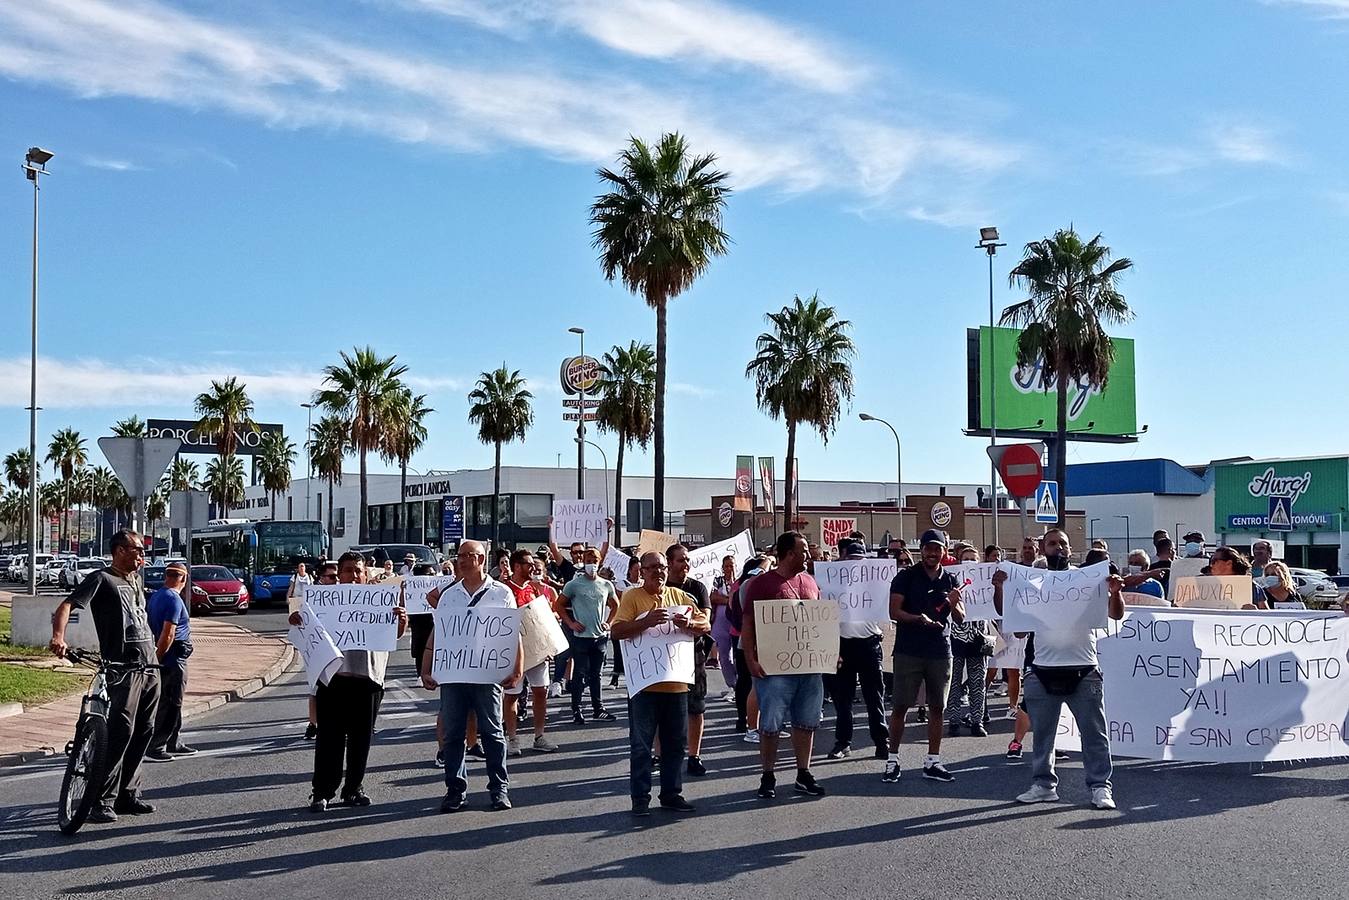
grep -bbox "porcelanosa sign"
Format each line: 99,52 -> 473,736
1215,458 -> 1347,533
147,419 -> 284,456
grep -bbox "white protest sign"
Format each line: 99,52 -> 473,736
1172,575 -> 1250,610
1001,561 -> 1110,634
287,602 -> 343,690
519,597 -> 570,670
619,606 -> 696,697
603,546 -> 633,587
401,575 -> 458,615
1123,590 -> 1169,607
686,530 -> 755,595
946,561 -> 1038,622
754,599 -> 841,675
551,499 -> 607,546
1273,600 -> 1307,610
815,559 -> 897,624
429,605 -> 523,685
300,582 -> 401,651
1055,608 -> 1349,762
1169,557 -> 1208,584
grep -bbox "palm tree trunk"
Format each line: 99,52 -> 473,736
654,298 -> 667,531
1054,349 -> 1069,528
492,440 -> 502,548
327,480 -> 335,557
613,431 -> 626,546
784,420 -> 798,535
359,446 -> 369,544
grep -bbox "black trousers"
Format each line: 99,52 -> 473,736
568,636 -> 607,714
832,634 -> 889,749
103,669 -> 160,805
149,661 -> 186,753
313,676 -> 383,800
733,645 -> 753,729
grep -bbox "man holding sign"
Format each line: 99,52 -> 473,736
610,552 -> 710,817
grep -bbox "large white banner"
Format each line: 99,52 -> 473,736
287,602 -> 344,690
400,574 -> 458,615
686,530 -> 755,596
619,607 -> 696,697
1001,562 -> 1110,634
815,559 -> 897,624
1054,608 -> 1349,762
300,582 -> 401,651
429,605 -> 523,686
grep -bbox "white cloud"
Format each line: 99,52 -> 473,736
1207,122 -> 1284,164
1112,119 -> 1287,176
1265,0 -> 1349,18
77,156 -> 145,172
0,356 -> 464,409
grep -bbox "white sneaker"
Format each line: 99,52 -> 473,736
547,683 -> 562,699
532,735 -> 559,753
1016,784 -> 1059,804
507,735 -> 522,757
743,731 -> 760,744
1091,787 -> 1117,810
722,690 -> 735,703
1004,708 -> 1019,720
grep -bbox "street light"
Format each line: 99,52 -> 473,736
301,402 -> 314,520
568,326 -> 586,500
576,437 -> 609,533
1115,515 -> 1131,554
977,226 -> 1007,548
1090,518 -> 1100,542
859,413 -> 902,537
23,147 -> 52,596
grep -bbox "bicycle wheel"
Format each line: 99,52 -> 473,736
58,715 -> 108,836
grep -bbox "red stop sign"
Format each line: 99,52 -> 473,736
998,443 -> 1044,498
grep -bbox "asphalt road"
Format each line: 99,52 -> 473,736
2,607 -> 1348,899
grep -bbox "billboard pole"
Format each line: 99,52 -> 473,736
978,228 -> 1006,548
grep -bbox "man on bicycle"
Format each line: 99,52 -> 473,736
49,529 -> 160,824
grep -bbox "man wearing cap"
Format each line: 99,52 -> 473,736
399,553 -> 417,577
883,529 -> 965,784
827,538 -> 889,761
1181,531 -> 1208,560
146,562 -> 195,761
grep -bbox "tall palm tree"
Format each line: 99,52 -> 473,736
167,458 -> 200,493
467,367 -> 533,548
204,455 -> 246,517
111,416 -> 147,438
0,489 -> 24,544
39,481 -> 63,552
1002,227 -> 1134,526
4,448 -> 34,491
746,294 -> 856,533
194,376 -> 258,471
87,465 -> 120,554
46,427 -> 88,552
594,341 -> 655,544
590,132 -> 731,529
314,347 -> 408,544
146,480 -> 170,556
309,414 -> 348,556
257,432 -> 297,520
381,388 -> 434,534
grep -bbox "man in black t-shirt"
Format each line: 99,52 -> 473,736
666,544 -> 712,776
49,529 -> 161,824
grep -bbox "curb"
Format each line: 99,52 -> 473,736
0,702 -> 22,719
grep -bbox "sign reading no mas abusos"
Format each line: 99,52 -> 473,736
147,419 -> 284,457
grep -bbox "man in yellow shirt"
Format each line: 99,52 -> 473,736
611,551 -> 710,817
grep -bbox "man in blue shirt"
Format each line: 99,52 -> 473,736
146,563 -> 195,761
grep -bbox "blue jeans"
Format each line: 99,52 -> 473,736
628,691 -> 688,802
1023,669 -> 1113,792
439,682 -> 509,800
568,635 -> 607,714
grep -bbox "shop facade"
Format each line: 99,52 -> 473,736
1214,455 -> 1348,574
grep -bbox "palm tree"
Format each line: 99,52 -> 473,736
194,376 -> 258,468
314,347 -> 408,544
46,427 -> 88,552
381,388 -> 434,535
1002,228 -> 1134,526
590,132 -> 731,529
0,490 -> 24,544
39,481 -> 63,552
111,416 -> 147,438
309,414 -> 348,556
204,455 -> 246,517
168,458 -> 200,493
87,465 -> 120,554
594,341 -> 655,544
467,367 -> 533,548
257,432 -> 297,520
4,448 -> 34,491
746,294 -> 856,532
146,481 -> 170,556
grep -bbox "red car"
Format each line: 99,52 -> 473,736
189,565 -> 250,615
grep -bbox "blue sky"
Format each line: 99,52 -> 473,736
2,0 -> 1348,495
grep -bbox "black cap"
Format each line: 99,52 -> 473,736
1182,530 -> 1205,543
837,538 -> 867,558
920,529 -> 947,548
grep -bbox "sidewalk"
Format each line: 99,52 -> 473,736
0,591 -> 295,767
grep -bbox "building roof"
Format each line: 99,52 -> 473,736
1067,458 -> 1210,497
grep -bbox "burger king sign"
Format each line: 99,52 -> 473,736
560,355 -> 602,396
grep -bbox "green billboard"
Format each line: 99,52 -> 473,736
966,326 -> 1138,442
1214,457 -> 1348,534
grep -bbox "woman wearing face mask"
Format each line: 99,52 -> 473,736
1257,561 -> 1301,609
1207,547 -> 1267,609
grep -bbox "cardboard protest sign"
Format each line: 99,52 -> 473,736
603,546 -> 633,587
619,607 -> 696,697
429,605 -> 523,685
519,597 -> 570,670
287,602 -> 343,690
946,561 -> 1035,622
1123,590 -> 1169,607
1172,575 -> 1250,610
820,517 -> 858,549
754,599 -> 841,675
685,530 -> 754,595
400,574 -> 458,615
300,582 -> 401,651
815,559 -> 897,624
1056,607 -> 1349,762
638,529 -> 678,557
1000,561 -> 1110,634
551,499 -> 607,546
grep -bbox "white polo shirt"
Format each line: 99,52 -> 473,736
440,575 -> 515,611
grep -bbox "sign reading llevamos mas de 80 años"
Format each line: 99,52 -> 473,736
1214,456 -> 1348,534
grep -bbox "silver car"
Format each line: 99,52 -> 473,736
1288,568 -> 1340,608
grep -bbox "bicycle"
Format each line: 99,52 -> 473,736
56,649 -> 159,835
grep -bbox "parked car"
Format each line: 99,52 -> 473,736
41,558 -> 67,585
60,557 -> 108,589
16,553 -> 53,583
1329,574 -> 1349,602
188,565 -> 250,615
142,565 -> 167,598
1288,568 -> 1340,608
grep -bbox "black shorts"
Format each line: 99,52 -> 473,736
409,614 -> 434,673
689,639 -> 709,715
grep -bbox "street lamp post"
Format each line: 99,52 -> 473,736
576,438 -> 609,524
301,402 -> 313,520
569,326 -> 586,499
859,413 -> 902,538
1090,518 -> 1100,542
1115,515 -> 1131,554
23,147 -> 52,596
978,226 -> 1007,549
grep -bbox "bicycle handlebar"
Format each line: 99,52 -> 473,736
63,648 -> 161,673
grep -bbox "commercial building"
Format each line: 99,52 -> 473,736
1066,459 -> 1214,555
1212,455 -> 1348,573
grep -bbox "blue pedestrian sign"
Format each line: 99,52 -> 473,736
1034,481 -> 1059,524
1267,495 -> 1293,532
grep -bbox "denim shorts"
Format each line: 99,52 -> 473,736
754,673 -> 824,733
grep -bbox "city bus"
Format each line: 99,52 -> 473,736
189,519 -> 326,606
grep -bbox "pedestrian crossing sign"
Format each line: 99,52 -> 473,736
1267,495 -> 1293,532
1034,480 -> 1059,524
